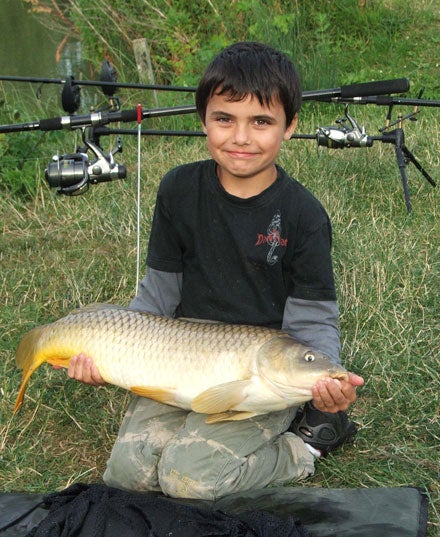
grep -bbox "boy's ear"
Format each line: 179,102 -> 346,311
283,115 -> 298,141
201,122 -> 208,135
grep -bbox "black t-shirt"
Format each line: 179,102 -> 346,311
147,159 -> 336,328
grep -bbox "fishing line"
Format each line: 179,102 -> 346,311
136,103 -> 142,293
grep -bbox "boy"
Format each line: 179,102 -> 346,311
68,42 -> 364,500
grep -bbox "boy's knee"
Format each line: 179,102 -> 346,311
103,437 -> 161,492
103,399 -> 188,492
157,436 -> 223,499
157,427 -> 316,500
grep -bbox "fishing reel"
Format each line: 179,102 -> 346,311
45,131 -> 126,195
316,105 -> 373,149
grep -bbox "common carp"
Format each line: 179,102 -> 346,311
14,304 -> 348,422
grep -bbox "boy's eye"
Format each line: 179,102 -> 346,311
254,117 -> 274,127
215,116 -> 231,123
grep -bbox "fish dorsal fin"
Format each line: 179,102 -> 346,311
178,317 -> 223,324
130,385 -> 179,407
69,303 -> 127,316
191,380 -> 251,414
204,411 -> 257,424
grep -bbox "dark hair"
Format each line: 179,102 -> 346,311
195,42 -> 302,126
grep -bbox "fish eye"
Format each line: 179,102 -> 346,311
304,353 -> 315,362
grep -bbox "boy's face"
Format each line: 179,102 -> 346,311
202,91 -> 297,196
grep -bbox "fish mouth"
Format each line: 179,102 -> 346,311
332,370 -> 349,379
330,371 -> 349,382
260,368 -> 349,397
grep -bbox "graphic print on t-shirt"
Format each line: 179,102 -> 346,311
255,210 -> 288,266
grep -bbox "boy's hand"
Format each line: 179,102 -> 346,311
312,372 -> 364,413
66,354 -> 107,386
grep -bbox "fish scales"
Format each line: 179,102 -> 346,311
14,304 -> 348,422
147,319 -> 266,387
66,308 -> 270,386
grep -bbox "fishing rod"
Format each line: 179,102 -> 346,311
1,59 -> 410,114
0,77 -> 411,135
1,74 -> 436,210
40,101 -> 435,212
0,61 -> 195,114
0,65 -> 409,99
0,74 -> 413,99
0,75 -> 197,93
45,96 -> 436,212
0,59 -> 197,97
329,92 -> 440,108
0,104 -> 196,134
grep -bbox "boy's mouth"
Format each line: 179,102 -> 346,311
226,150 -> 257,158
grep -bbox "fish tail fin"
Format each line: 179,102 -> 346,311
14,326 -> 49,413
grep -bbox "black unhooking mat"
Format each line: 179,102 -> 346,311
0,482 -> 429,537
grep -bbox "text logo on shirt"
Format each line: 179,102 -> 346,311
255,210 -> 288,266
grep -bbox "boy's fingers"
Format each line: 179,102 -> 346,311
312,377 -> 357,412
67,354 -> 80,379
65,354 -> 105,385
348,372 -> 365,386
90,362 -> 106,385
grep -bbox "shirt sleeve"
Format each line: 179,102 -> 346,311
129,268 -> 182,317
282,296 -> 341,364
288,218 -> 337,302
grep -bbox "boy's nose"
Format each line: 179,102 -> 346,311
232,124 -> 251,145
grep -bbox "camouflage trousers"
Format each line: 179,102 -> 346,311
103,396 -> 315,500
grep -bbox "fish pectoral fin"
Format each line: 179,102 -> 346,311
204,411 -> 258,424
191,380 -> 251,414
130,386 -> 178,406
